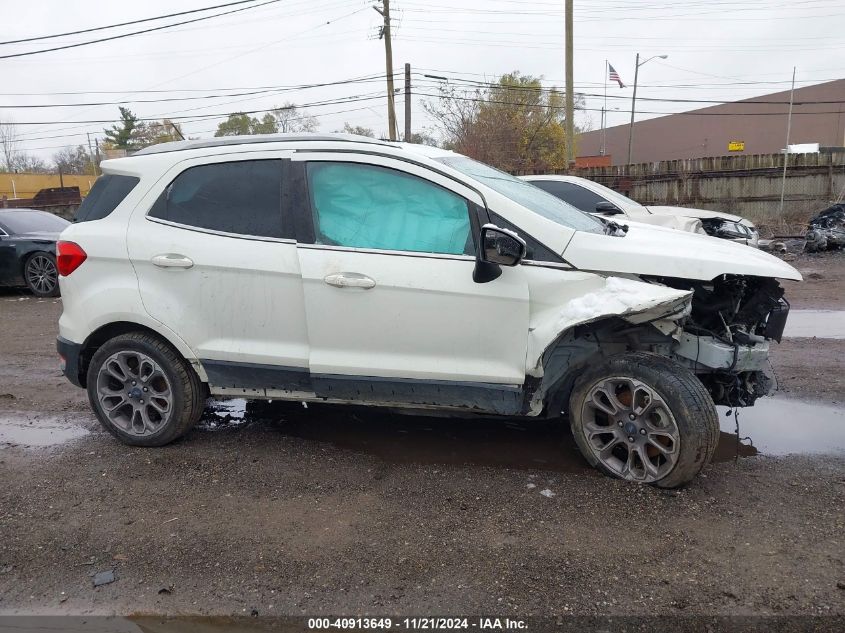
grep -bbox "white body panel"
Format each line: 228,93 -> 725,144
564,223 -> 801,281
124,151 -> 309,368
297,246 -> 529,384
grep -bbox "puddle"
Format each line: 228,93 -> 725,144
717,397 -> 845,456
0,412 -> 90,448
783,309 -> 845,339
199,398 -> 248,428
199,395 -> 843,471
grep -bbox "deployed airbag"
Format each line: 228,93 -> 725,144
307,162 -> 471,255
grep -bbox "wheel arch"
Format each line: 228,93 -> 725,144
78,320 -> 208,388
529,316 -> 676,418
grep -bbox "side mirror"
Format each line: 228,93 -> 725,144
594,200 -> 623,215
473,224 -> 527,284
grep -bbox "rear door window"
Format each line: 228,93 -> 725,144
531,180 -> 606,213
74,174 -> 139,222
148,160 -> 283,238
305,162 -> 474,255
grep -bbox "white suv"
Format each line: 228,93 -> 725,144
56,134 -> 800,487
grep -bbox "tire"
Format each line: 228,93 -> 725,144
86,332 -> 205,447
24,252 -> 60,298
568,352 -> 718,488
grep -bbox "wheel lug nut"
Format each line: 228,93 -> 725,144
639,428 -> 646,435
629,413 -> 636,420
617,421 -> 623,427
628,436 -> 635,442
132,381 -> 137,386
140,399 -> 144,404
143,387 -> 148,392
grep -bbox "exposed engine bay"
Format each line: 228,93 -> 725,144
656,275 -> 789,407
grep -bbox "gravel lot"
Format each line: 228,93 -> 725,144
0,252 -> 843,622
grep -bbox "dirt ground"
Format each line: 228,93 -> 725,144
0,252 -> 843,622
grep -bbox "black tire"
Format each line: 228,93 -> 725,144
568,352 -> 719,489
86,332 -> 205,447
24,252 -> 60,298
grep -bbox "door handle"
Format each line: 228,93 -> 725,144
152,254 -> 194,269
324,272 -> 376,289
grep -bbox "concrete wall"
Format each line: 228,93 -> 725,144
550,151 -> 845,224
0,173 -> 96,200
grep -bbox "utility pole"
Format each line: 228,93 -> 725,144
86,132 -> 97,177
627,53 -> 668,165
404,63 -> 412,142
626,53 -> 640,166
779,66 -> 797,215
564,0 -> 574,165
374,1 -> 397,141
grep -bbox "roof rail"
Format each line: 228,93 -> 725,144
133,132 -> 397,156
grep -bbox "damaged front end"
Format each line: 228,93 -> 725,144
659,275 -> 789,407
699,217 -> 759,247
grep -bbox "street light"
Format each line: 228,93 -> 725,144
626,53 -> 668,165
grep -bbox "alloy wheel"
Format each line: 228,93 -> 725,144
579,376 -> 681,482
26,254 -> 58,295
96,351 -> 173,436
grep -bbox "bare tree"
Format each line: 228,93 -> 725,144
269,102 -> 318,133
0,119 -> 19,172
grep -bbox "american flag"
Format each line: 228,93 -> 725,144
608,64 -> 625,88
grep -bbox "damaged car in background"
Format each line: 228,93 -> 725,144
55,134 -> 800,490
522,174 -> 760,247
805,202 -> 845,252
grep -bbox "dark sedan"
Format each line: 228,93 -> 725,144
0,209 -> 70,297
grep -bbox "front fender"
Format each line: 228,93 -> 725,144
526,275 -> 692,375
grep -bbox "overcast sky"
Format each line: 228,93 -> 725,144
2,0 -> 844,162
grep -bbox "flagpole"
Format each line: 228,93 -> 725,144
601,59 -> 607,156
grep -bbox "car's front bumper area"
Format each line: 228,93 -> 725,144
57,336 -> 84,387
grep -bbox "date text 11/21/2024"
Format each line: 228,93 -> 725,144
307,617 -> 528,630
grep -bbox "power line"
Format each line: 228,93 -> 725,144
0,0 -> 282,60
8,92 -> 393,125
0,75 -> 390,109
0,0 -> 267,46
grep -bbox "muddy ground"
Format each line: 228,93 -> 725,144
0,252 -> 843,622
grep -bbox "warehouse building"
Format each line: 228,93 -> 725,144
577,78 -> 845,166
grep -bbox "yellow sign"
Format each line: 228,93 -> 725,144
728,141 -> 745,152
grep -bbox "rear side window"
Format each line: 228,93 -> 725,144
74,174 -> 139,222
306,162 -> 473,256
148,160 -> 283,238
531,180 -> 605,213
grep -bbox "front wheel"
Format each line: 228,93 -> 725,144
25,252 -> 59,297
569,352 -> 718,488
86,332 -> 205,446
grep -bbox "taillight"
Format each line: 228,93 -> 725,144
56,241 -> 87,276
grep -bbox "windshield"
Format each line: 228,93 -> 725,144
435,156 -> 604,234
0,211 -> 69,234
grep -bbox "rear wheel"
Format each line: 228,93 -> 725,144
25,252 -> 59,297
568,352 -> 718,488
86,332 -> 204,446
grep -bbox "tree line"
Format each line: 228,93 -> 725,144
1,71 -> 582,176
